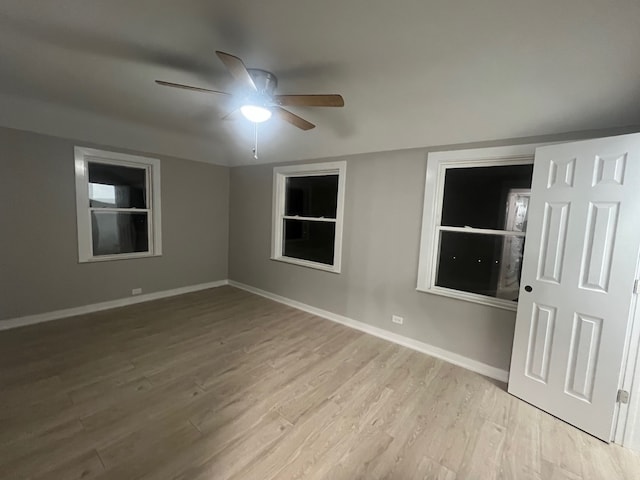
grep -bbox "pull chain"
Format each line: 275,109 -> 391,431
252,123 -> 259,160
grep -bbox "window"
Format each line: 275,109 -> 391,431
272,161 -> 346,273
74,147 -> 162,263
417,144 -> 542,310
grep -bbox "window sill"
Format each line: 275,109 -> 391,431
270,255 -> 341,274
79,252 -> 162,263
416,285 -> 518,311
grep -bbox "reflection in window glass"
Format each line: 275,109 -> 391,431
88,162 -> 147,209
504,190 -> 530,232
441,164 -> 533,230
91,212 -> 149,256
89,183 -> 116,206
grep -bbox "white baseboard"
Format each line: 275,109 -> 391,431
0,280 -> 229,331
1,278 -> 510,383
228,280 -> 510,383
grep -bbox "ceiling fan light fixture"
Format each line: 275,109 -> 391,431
240,104 -> 272,123
157,51 -> 342,132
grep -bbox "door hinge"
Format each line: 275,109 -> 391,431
634,279 -> 639,294
617,389 -> 630,404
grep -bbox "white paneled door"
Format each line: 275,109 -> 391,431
509,133 -> 640,441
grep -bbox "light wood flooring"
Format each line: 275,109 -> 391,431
1,286 -> 639,479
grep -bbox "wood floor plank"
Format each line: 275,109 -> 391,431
413,456 -> 458,480
0,418 -> 84,467
541,460 -> 583,480
97,418 -> 201,470
95,420 -> 202,479
318,428 -> 394,480
498,399 -> 543,480
140,410 -> 292,480
276,387 -> 397,480
0,375 -> 63,409
456,417 -> 507,480
0,394 -> 75,447
29,450 -> 105,480
1,285 -> 639,479
540,411 -> 588,477
229,398 -> 344,480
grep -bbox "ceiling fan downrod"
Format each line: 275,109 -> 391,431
253,122 -> 259,160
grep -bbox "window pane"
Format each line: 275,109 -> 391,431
283,219 -> 335,265
88,162 -> 147,208
441,164 -> 533,231
285,175 -> 338,218
436,231 -> 525,301
91,212 -> 149,256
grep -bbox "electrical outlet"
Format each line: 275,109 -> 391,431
392,315 -> 404,325
131,288 -> 142,296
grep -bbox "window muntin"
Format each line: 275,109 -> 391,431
417,144 -> 542,310
75,147 -> 161,263
272,162 -> 346,273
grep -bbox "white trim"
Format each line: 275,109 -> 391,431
416,143 -> 545,310
439,226 -> 526,237
273,161 -> 346,176
74,146 -> 162,263
0,280 -> 228,331
228,280 -> 509,382
89,207 -> 152,213
271,161 -> 347,274
282,215 -> 337,223
614,252 -> 640,450
417,285 -> 519,312
1,277 -> 509,382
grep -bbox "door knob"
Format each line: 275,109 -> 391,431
524,285 -> 533,292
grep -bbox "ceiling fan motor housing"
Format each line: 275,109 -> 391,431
247,69 -> 278,96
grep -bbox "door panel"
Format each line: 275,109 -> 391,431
525,303 -> 556,383
509,133 -> 640,441
565,312 -> 602,402
537,202 -> 570,283
579,202 -> 618,292
548,158 -> 576,188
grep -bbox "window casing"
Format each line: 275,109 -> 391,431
272,161 -> 346,273
417,144 -> 543,310
74,147 -> 162,263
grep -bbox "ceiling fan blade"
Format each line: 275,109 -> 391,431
155,80 -> 230,96
274,107 -> 315,130
215,51 -> 257,91
221,109 -> 240,120
275,94 -> 344,107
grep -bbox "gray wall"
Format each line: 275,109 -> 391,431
229,148 -> 517,371
228,128 -> 640,372
0,127 -> 229,320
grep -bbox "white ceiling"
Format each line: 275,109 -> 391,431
1,0 -> 639,166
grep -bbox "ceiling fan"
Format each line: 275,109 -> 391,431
155,51 -> 344,131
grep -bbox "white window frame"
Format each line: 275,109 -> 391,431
74,146 -> 162,263
271,161 -> 347,273
416,143 -> 545,311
